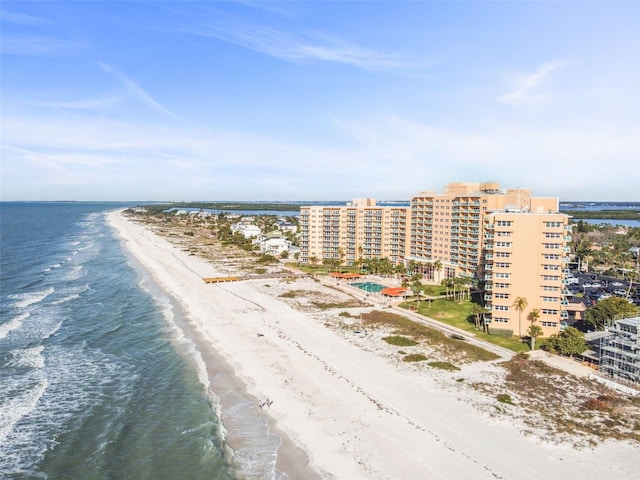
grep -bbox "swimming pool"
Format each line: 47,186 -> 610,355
351,282 -> 386,293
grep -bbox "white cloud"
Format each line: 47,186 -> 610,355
180,10 -> 418,71
99,63 -> 187,122
0,35 -> 83,56
499,61 -> 566,106
0,9 -> 51,25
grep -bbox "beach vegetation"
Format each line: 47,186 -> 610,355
360,310 -> 499,362
383,335 -> 418,346
496,393 -> 514,405
428,361 -> 460,371
498,354 -> 640,445
279,290 -> 298,298
403,353 -> 427,362
338,311 -> 352,317
256,254 -> 278,264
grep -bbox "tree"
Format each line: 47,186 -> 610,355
293,252 -> 300,265
411,273 -> 423,304
433,260 -> 443,284
513,296 -> 528,337
470,303 -> 485,331
544,327 -> 587,357
584,297 -> 640,331
526,308 -> 541,350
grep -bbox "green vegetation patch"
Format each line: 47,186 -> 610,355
310,299 -> 363,310
428,361 -> 460,371
383,335 -> 418,347
360,310 -> 498,363
403,354 -> 428,362
497,393 -> 514,405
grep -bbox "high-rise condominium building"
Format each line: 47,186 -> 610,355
298,198 -> 410,266
409,182 -> 571,336
298,183 -> 572,335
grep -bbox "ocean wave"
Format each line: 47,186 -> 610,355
6,346 -> 45,369
50,293 -> 81,305
0,375 -> 48,446
0,312 -> 30,340
0,346 -> 136,476
8,287 -> 55,309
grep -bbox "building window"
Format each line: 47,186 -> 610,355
541,321 -> 558,327
496,220 -> 513,227
494,305 -> 510,311
542,296 -> 559,302
493,317 -> 509,323
496,231 -> 512,237
542,309 -> 558,315
542,275 -> 560,281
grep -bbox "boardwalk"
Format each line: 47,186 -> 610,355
203,272 -> 310,283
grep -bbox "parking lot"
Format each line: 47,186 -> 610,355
567,270 -> 640,306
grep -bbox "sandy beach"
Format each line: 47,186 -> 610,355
108,210 -> 640,480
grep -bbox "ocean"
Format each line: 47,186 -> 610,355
0,202 -> 281,479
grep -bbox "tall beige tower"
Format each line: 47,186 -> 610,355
482,212 -> 572,336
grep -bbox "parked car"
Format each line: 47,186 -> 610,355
611,281 -> 623,287
614,289 -> 626,296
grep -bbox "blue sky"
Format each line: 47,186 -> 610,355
1,1 -> 638,201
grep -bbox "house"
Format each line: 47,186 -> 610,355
231,223 -> 262,238
256,231 -> 291,256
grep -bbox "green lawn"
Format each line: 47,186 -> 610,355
400,298 -> 534,353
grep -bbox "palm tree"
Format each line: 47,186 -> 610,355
626,270 -> 638,300
513,296 -> 528,337
527,308 -> 542,350
411,273 -> 423,304
433,260 -> 443,284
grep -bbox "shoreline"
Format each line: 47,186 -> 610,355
107,210 -> 318,479
108,209 -> 640,480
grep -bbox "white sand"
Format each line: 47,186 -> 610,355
108,211 -> 640,480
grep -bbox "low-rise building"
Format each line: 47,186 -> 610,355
598,316 -> 640,385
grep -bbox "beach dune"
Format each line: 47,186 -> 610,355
108,211 -> 639,480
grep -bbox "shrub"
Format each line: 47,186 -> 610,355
497,393 -> 514,405
403,354 -> 427,362
338,311 -> 352,317
428,361 -> 460,371
383,335 -> 418,347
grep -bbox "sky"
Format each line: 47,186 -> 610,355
1,1 -> 639,202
